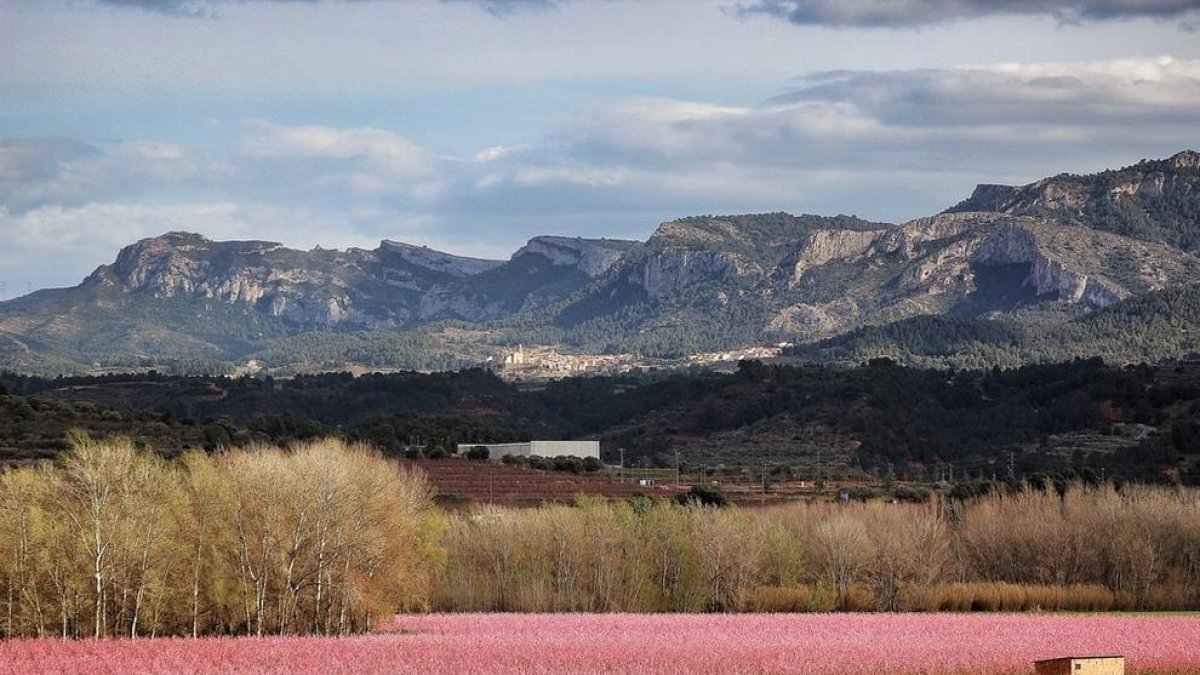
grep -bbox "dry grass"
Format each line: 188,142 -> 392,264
902,582 -> 1116,612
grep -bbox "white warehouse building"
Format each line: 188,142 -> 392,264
455,440 -> 600,460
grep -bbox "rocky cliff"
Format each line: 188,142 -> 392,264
556,209 -> 1198,348
513,236 -> 636,278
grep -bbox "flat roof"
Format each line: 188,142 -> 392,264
456,440 -> 596,445
1034,656 -> 1125,662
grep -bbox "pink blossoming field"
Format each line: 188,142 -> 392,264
1,613 -> 1198,675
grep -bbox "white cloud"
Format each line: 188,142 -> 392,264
608,99 -> 750,123
473,144 -> 532,163
242,122 -> 434,176
549,56 -> 1200,173
738,0 -> 1200,28
772,55 -> 1200,130
509,166 -> 632,188
0,137 -> 208,212
4,56 -> 1199,294
445,56 -> 1200,233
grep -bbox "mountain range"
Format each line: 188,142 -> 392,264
1,150 -> 1198,376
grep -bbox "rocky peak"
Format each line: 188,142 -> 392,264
512,236 -> 636,278
1165,149 -> 1200,171
140,230 -> 212,247
113,231 -> 209,266
950,184 -> 1020,213
109,232 -> 211,292
649,213 -> 886,249
103,232 -> 297,296
378,240 -> 503,277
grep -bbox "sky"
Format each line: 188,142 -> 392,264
2,0 -> 1199,295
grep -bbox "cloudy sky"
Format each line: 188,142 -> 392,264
2,0 -> 1199,294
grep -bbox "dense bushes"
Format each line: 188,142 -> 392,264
0,437 -> 444,638
435,485 -> 1200,613
507,454 -> 604,474
901,583 -> 1117,613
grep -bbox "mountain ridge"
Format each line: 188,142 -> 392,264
3,151 -> 1199,375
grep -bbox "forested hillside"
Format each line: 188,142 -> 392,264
4,359 -> 1198,484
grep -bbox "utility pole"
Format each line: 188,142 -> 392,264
619,448 -> 625,481
1009,452 -> 1015,480
674,450 -> 680,487
761,463 -> 768,505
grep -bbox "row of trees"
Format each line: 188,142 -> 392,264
3,434 -> 1198,638
435,486 -> 1200,613
0,437 -> 443,639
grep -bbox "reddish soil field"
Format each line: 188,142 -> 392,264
403,459 -> 686,506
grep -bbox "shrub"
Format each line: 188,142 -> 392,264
737,586 -> 838,613
676,485 -> 728,507
842,585 -> 879,612
552,456 -> 585,474
899,583 -> 1116,613
892,485 -> 929,503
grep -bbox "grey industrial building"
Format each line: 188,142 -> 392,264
455,440 -> 600,460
